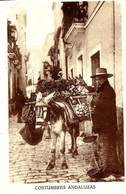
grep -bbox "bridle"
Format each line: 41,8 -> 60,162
35,105 -> 48,129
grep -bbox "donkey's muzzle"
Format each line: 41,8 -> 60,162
35,118 -> 45,129
35,106 -> 47,129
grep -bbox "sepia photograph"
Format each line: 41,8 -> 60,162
0,0 -> 126,193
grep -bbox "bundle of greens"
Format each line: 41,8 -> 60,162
36,77 -> 88,99
36,77 -> 93,118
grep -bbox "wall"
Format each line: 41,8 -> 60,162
8,58 -> 17,114
16,10 -> 27,96
114,1 -> 123,107
114,1 -> 124,170
88,1 -> 99,17
29,46 -> 43,84
41,32 -> 54,78
52,2 -> 63,31
8,3 -> 27,97
83,2 -> 114,85
64,1 -> 123,169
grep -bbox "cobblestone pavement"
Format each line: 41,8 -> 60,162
9,115 -> 124,183
9,115 -> 94,183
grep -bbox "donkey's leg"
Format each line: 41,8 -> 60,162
69,127 -> 79,156
45,125 -> 51,139
46,131 -> 57,170
60,131 -> 68,169
73,128 -> 78,155
68,129 -> 74,154
72,123 -> 79,155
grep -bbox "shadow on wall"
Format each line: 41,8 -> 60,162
116,107 -> 124,173
9,99 -> 16,117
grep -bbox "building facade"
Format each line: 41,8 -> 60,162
8,4 -> 27,114
26,45 -> 44,97
42,32 -> 54,80
47,1 -> 123,170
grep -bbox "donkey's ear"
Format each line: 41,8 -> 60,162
44,92 -> 55,104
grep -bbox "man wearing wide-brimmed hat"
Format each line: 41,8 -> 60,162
88,67 -> 121,180
90,67 -> 113,89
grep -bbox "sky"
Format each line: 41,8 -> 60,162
25,0 -> 54,48
7,0 -> 54,48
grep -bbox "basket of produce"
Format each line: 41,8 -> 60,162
68,95 -> 90,119
83,135 -> 97,143
36,76 -> 89,100
36,76 -> 94,121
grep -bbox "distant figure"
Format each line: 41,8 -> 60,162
16,88 -> 25,123
57,68 -> 63,80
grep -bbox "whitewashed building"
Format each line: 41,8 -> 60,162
8,3 -> 27,114
50,1 -> 123,170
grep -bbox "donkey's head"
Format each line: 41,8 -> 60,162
35,92 -> 55,129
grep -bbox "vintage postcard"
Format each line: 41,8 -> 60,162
0,0 -> 126,193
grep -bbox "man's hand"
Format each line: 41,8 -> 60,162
86,94 -> 93,104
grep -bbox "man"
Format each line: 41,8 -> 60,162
16,88 -> 25,123
88,67 -> 119,179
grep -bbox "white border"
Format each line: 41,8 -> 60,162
0,0 -> 126,194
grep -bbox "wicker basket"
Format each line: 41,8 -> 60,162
69,95 -> 90,119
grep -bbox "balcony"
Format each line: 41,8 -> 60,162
8,43 -> 22,70
62,1 -> 88,47
8,20 -> 22,70
64,22 -> 85,47
8,43 -> 15,59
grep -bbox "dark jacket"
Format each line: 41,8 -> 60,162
16,90 -> 25,109
91,80 -> 118,134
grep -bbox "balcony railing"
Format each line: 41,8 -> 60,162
8,43 -> 22,69
8,20 -> 22,70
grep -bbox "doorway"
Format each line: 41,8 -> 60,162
91,51 -> 100,85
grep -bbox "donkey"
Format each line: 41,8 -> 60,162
35,92 -> 79,170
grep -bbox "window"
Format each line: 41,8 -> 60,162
91,51 -> 100,85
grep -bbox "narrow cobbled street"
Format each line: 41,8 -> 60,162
9,115 -> 93,183
9,115 -> 124,184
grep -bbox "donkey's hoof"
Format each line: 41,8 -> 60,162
61,162 -> 68,169
46,161 -> 55,170
68,148 -> 72,153
73,149 -> 79,155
